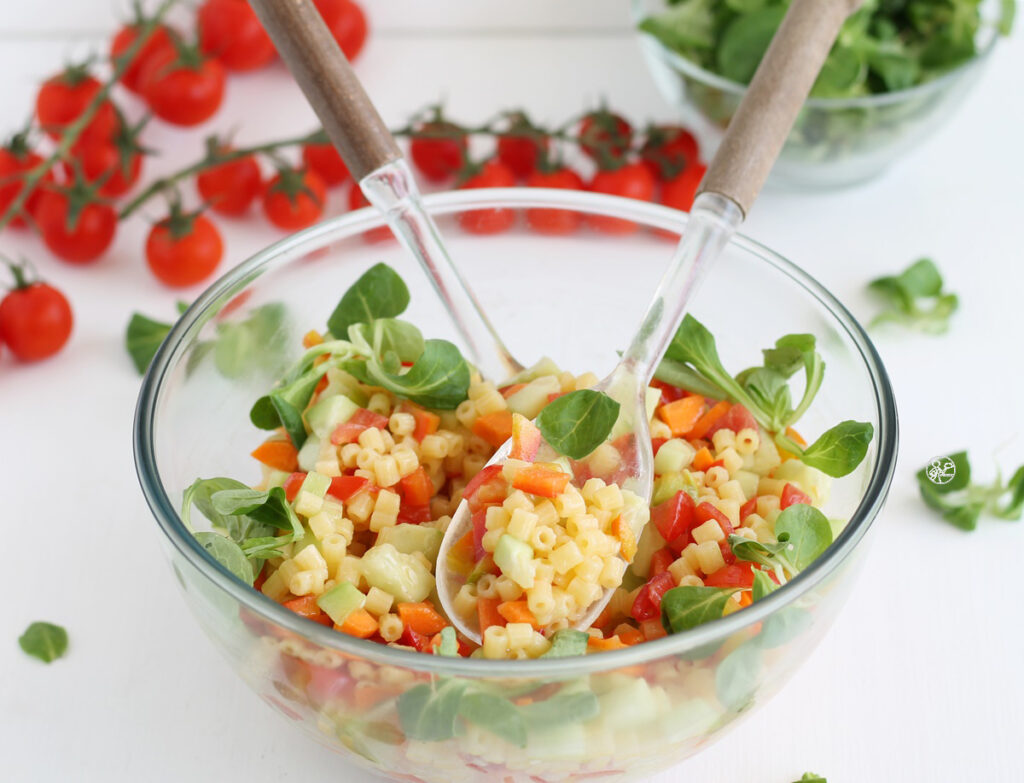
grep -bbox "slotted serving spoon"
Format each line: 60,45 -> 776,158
249,0 -> 862,643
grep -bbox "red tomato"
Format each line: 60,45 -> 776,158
329,408 -> 389,445
457,159 -> 516,235
630,571 -> 675,622
578,110 -> 633,162
780,483 -> 812,510
587,162 -> 655,234
650,378 -> 686,405
198,0 -> 276,71
397,504 -> 432,525
524,167 -> 584,235
62,140 -> 142,199
651,490 -> 697,545
301,141 -> 350,186
641,125 -> 700,180
262,168 -> 326,230
496,127 -> 548,179
35,69 -> 118,143
283,472 -> 307,502
145,212 -> 224,287
696,502 -> 734,536
35,188 -> 117,264
327,475 -> 369,502
0,145 -> 53,228
703,562 -> 755,590
141,48 -> 226,127
0,273 -> 73,361
661,162 -> 707,214
347,185 -> 391,242
649,547 -> 675,577
109,23 -> 175,93
196,150 -> 262,216
740,496 -> 758,522
706,403 -> 757,438
409,121 -> 467,182
313,0 -> 368,60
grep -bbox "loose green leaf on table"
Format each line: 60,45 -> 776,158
661,585 -> 737,634
792,774 -> 827,783
868,258 -> 958,334
916,451 -> 1024,531
327,262 -> 411,338
540,628 -> 590,658
125,301 -> 188,374
536,390 -> 620,460
19,621 -> 69,664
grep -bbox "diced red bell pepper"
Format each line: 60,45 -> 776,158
780,483 -> 812,509
630,571 -> 676,622
463,464 -> 508,510
397,504 -> 432,525
327,475 -> 369,502
330,408 -> 390,445
509,414 -> 542,461
283,595 -> 333,626
705,403 -> 758,437
511,465 -> 571,498
649,547 -> 675,577
740,496 -> 758,521
399,467 -> 435,507
650,378 -> 686,404
652,490 -> 697,543
651,437 -> 668,457
703,561 -> 755,589
719,539 -> 737,565
304,663 -> 354,707
472,509 -> 488,561
283,471 -> 307,502
400,625 -> 432,652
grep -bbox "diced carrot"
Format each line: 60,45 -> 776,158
500,383 -> 526,398
497,600 -> 540,629
640,618 -> 667,641
592,605 -> 613,630
785,426 -> 807,446
400,401 -> 440,442
314,353 -> 330,366
617,626 -> 645,646
477,596 -> 505,632
314,374 -> 329,396
611,515 -> 638,562
353,683 -> 404,710
399,467 -> 435,507
588,635 -> 627,651
338,609 -> 379,639
472,410 -> 515,449
657,395 -> 706,437
511,465 -> 571,498
302,329 -> 323,348
687,400 -> 731,439
397,602 -> 449,636
250,440 -> 299,472
691,446 -> 715,472
738,591 -> 753,608
282,471 -> 307,502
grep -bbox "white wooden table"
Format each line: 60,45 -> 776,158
1,3 -> 1022,781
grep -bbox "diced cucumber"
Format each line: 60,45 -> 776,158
505,357 -> 561,385
505,376 -> 561,419
525,723 -> 588,760
305,394 -> 359,439
493,533 -> 536,589
652,473 -> 687,506
660,698 -> 719,744
320,368 -> 368,407
734,469 -> 759,499
316,581 -> 365,625
297,436 -> 321,472
376,523 -> 443,562
360,543 -> 434,603
774,460 -> 832,505
263,468 -> 291,490
300,471 -> 331,498
654,439 -> 696,475
645,386 -> 661,422
596,677 -> 659,731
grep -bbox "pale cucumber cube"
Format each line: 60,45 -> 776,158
300,471 -> 331,498
376,524 -> 443,562
645,386 -> 661,421
597,678 -> 658,731
654,439 -> 696,475
297,436 -> 321,472
505,376 -> 561,419
504,357 -> 561,385
773,460 -> 831,505
493,533 -> 535,589
305,394 -> 360,439
316,580 -> 365,625
360,543 -> 434,603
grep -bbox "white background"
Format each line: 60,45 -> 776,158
2,2 -> 1023,781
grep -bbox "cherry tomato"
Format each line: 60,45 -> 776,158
146,212 -> 224,287
660,162 -> 707,214
262,168 -> 326,230
35,188 -> 117,264
197,0 -> 276,71
301,142 -> 350,186
457,159 -> 516,235
0,272 -> 73,362
62,140 -> 142,199
347,185 -> 391,242
0,144 -> 53,228
496,118 -> 548,179
409,121 -> 467,182
196,150 -> 262,216
587,161 -> 655,235
141,47 -> 226,127
524,167 -> 584,235
35,69 -> 118,143
109,23 -> 175,93
313,0 -> 368,61
641,125 -> 700,180
578,110 -> 633,163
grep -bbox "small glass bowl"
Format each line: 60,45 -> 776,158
632,0 -> 1000,188
134,188 -> 897,782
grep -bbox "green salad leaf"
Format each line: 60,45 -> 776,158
397,680 -> 468,742
210,486 -> 304,541
194,531 -> 255,586
348,338 -> 471,411
714,639 -> 761,711
868,258 -> 959,334
19,621 -> 69,664
660,585 -> 737,634
917,451 -> 1024,531
540,628 -> 590,658
458,691 -> 528,748
328,262 -> 411,338
792,420 -> 875,478
125,301 -> 188,374
793,774 -> 827,783
535,390 -> 620,460
518,690 -> 599,728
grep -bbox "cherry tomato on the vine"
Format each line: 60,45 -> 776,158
0,267 -> 73,362
196,149 -> 262,216
262,168 -> 326,230
140,46 -> 226,127
660,162 -> 707,214
35,68 -> 119,143
0,142 -> 54,228
302,142 -> 350,186
109,23 -> 175,93
146,210 -> 224,287
409,121 -> 467,183
496,115 -> 549,179
457,159 -> 517,235
197,0 -> 276,71
524,167 -> 584,235
62,141 -> 142,199
587,161 -> 655,235
347,185 -> 391,243
578,110 -> 633,163
35,188 -> 118,264
640,124 -> 700,181
313,0 -> 368,61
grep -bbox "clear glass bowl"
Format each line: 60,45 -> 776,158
632,0 -> 999,188
134,189 -> 897,782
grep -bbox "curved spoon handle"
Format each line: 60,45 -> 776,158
698,0 -> 863,215
248,0 -> 399,181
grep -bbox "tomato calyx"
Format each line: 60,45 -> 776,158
578,106 -> 633,170
155,194 -> 209,241
267,165 -> 323,208
3,123 -> 36,161
53,57 -> 99,88
48,167 -> 112,233
103,109 -> 152,179
154,36 -> 210,78
1,255 -> 36,291
640,124 -> 697,180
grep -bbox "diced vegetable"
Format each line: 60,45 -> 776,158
316,581 -> 366,626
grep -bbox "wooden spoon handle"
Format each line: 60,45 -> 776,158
248,0 -> 401,181
698,0 -> 862,215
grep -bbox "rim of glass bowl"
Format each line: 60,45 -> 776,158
631,0 -> 1000,111
135,187 -> 898,678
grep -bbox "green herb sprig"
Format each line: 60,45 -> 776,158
868,258 -> 958,334
917,451 -> 1024,531
19,621 -> 69,664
